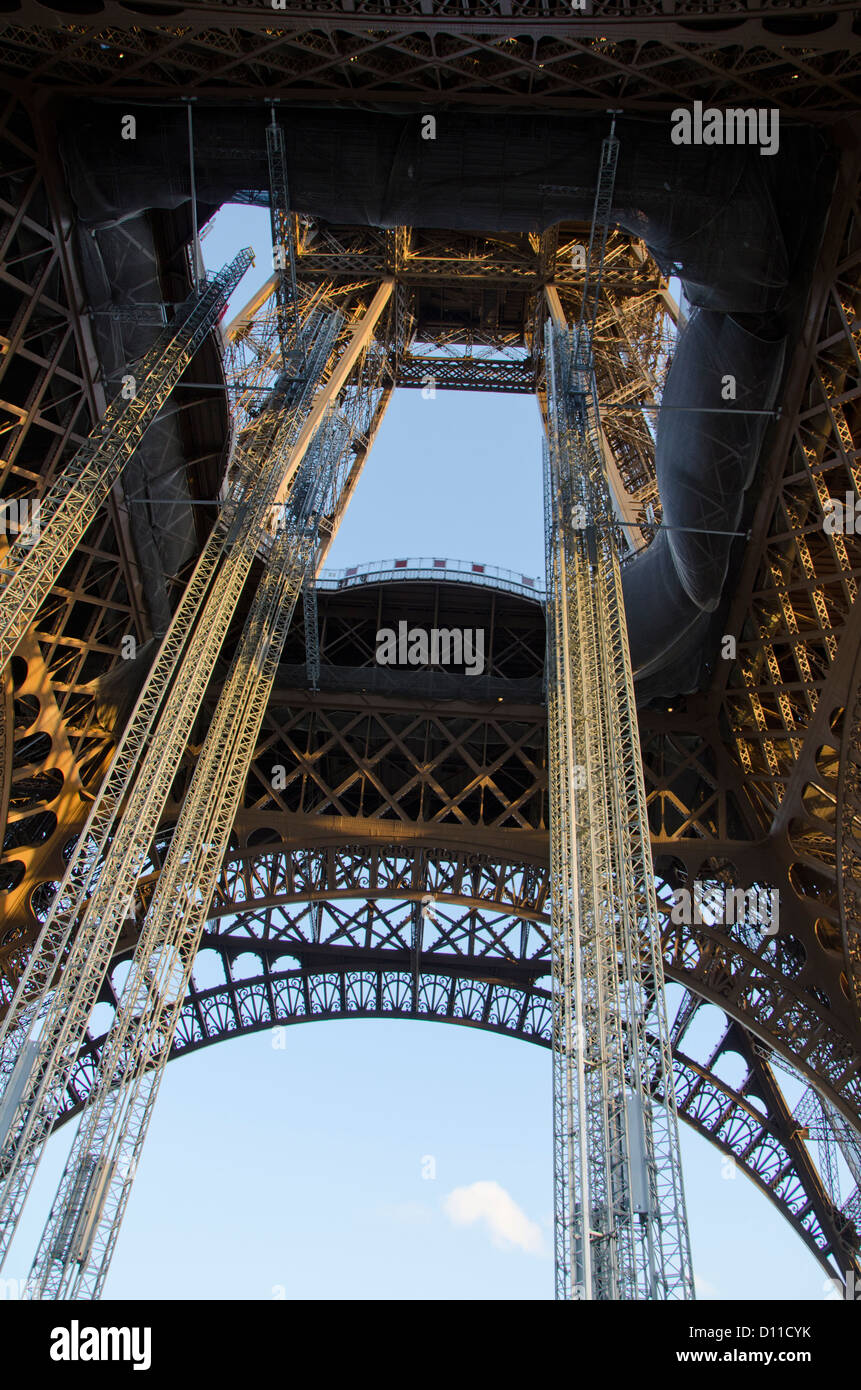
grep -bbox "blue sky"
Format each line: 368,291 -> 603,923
3,205 -> 834,1302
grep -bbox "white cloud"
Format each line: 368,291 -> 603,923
443,1181 -> 545,1256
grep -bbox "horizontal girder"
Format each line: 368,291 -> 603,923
2,6 -> 859,113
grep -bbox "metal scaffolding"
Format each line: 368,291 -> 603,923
0,293 -> 395,1273
544,315 -> 694,1299
0,250 -> 254,675
23,315 -> 393,1299
266,112 -> 304,362
0,305 -> 338,1085
794,1085 -> 861,1223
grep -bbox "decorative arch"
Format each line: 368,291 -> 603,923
52,851 -> 860,1282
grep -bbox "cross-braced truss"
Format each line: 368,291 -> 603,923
1,2 -> 860,114
1,73 -> 861,1293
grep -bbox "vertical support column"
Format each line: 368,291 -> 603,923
271,280 -> 394,511
545,286 -> 643,551
303,580 -> 320,690
544,318 -> 694,1300
266,109 -> 303,362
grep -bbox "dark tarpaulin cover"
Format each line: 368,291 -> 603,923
59,104 -> 834,696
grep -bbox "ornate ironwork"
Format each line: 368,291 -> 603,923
0,49 -> 860,1293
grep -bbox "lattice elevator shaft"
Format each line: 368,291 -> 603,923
544,320 -> 694,1300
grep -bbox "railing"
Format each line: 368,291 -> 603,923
317,557 -> 545,600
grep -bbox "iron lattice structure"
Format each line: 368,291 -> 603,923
0,3 -> 860,1296
1,1 -> 859,114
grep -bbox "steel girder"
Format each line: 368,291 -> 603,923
0,97 -> 151,949
640,145 -> 861,1082
1,3 -> 859,114
5,651 -> 861,1281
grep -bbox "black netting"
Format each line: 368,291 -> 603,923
75,212 -> 201,633
59,104 -> 836,694
62,106 -> 832,313
623,311 -> 786,690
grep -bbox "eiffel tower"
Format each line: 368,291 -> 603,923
0,1 -> 859,1298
